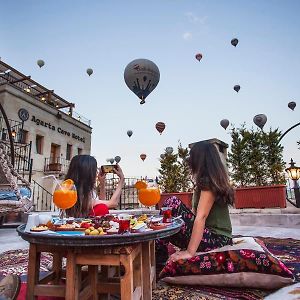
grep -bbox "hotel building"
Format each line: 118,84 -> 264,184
0,60 -> 92,210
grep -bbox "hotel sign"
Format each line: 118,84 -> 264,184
31,115 -> 85,143
18,108 -> 29,121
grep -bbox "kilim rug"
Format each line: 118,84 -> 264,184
0,237 -> 299,300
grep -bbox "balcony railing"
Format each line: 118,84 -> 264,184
44,157 -> 70,174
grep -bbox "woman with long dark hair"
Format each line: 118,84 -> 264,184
158,141 -> 234,263
65,155 -> 124,218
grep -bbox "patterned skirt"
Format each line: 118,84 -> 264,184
156,196 -> 232,264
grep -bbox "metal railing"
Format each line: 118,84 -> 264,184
32,180 -> 54,211
44,157 -> 70,174
59,107 -> 91,127
0,140 -> 32,182
104,177 -> 143,209
0,117 -> 24,144
31,177 -> 144,212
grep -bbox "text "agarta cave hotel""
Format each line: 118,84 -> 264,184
31,115 -> 85,143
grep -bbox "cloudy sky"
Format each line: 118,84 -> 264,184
1,0 -> 300,178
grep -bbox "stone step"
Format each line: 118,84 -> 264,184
230,213 -> 300,228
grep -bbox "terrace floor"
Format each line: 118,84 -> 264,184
1,224 -> 299,254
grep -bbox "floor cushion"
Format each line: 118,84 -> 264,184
160,237 -> 295,289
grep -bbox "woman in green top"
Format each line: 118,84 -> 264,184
158,141 -> 234,263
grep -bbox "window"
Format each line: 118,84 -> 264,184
19,129 -> 28,144
66,144 -> 72,161
36,135 -> 44,154
78,148 -> 82,155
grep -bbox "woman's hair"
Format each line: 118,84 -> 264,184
188,141 -> 234,205
65,155 -> 97,217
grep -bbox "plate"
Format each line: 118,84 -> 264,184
55,231 -> 85,236
149,223 -> 167,230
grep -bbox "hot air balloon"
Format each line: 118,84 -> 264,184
160,154 -> 165,159
288,101 -> 296,111
155,122 -> 166,135
127,130 -> 133,137
220,119 -> 229,130
231,38 -> 239,47
140,154 -> 147,161
106,158 -> 111,163
166,147 -> 173,154
109,158 -> 115,164
233,85 -> 240,93
124,59 -> 160,105
37,60 -> 45,68
115,156 -> 121,163
253,114 -> 267,129
195,53 -> 203,61
86,68 -> 93,76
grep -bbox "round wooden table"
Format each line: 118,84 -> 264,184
17,219 -> 183,300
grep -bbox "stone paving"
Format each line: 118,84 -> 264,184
1,224 -> 299,254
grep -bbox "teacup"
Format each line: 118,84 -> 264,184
118,213 -> 132,220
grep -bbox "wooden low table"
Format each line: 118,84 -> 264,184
17,219 -> 182,300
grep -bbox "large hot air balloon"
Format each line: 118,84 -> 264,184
233,85 -> 240,93
231,38 -> 239,47
195,53 -> 203,61
253,114 -> 267,129
155,122 -> 165,135
37,60 -> 45,68
86,68 -> 93,76
160,154 -> 165,159
220,119 -> 229,130
288,101 -> 296,111
166,147 -> 173,154
127,130 -> 133,137
109,158 -> 115,164
140,154 -> 147,161
115,156 -> 121,163
124,59 -> 160,105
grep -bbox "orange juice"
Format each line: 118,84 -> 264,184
53,189 -> 77,210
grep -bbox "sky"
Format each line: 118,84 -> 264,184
1,0 -> 300,178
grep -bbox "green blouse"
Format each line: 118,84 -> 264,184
192,190 -> 232,238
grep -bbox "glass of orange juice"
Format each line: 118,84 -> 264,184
53,179 -> 77,223
138,187 -> 161,210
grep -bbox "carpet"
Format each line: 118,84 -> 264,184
0,237 -> 299,300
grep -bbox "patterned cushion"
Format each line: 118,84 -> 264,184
0,187 -> 31,201
160,237 -> 295,289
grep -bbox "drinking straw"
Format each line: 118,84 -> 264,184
42,175 -> 63,190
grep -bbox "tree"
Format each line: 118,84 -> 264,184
263,129 -> 286,184
177,143 -> 192,192
228,126 -> 286,186
158,143 -> 192,193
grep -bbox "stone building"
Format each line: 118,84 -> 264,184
0,60 -> 92,210
189,138 -> 228,168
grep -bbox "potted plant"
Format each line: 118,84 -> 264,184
157,143 -> 193,209
228,125 -> 287,208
